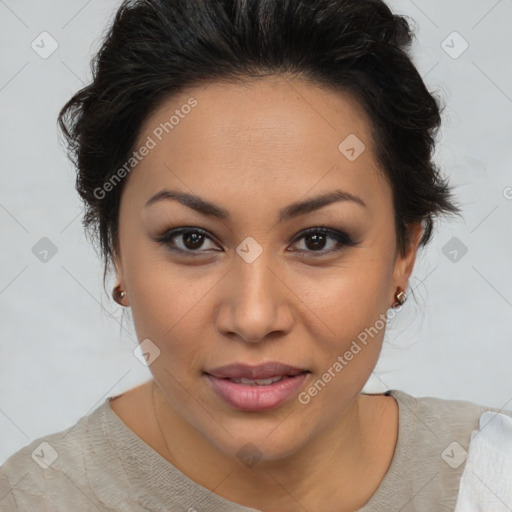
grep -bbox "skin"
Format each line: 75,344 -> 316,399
110,76 -> 423,512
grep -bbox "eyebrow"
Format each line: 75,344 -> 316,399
144,188 -> 367,222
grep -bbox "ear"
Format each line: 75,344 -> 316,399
390,221 -> 424,302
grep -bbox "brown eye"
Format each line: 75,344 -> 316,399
155,227 -> 220,255
302,232 -> 330,251
181,231 -> 206,250
289,227 -> 358,257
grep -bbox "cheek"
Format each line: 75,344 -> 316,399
297,272 -> 389,413
299,259 -> 392,339
125,255 -> 218,358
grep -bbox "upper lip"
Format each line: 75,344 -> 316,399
205,362 -> 309,379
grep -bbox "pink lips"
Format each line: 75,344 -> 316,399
205,361 -> 307,379
204,361 -> 310,411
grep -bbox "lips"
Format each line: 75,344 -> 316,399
204,361 -> 310,380
204,370 -> 310,411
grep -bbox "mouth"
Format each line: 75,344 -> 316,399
203,363 -> 311,411
204,361 -> 310,380
219,374 -> 305,385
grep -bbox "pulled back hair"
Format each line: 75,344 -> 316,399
57,0 -> 462,290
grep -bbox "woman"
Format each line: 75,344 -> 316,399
1,0 -> 511,510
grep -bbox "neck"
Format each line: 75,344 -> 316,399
151,381 -> 396,512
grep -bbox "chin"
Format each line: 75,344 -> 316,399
197,418 -> 311,466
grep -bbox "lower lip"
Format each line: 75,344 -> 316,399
204,372 -> 309,412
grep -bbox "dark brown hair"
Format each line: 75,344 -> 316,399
57,0 -> 462,289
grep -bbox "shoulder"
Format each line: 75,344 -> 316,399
391,388 -> 512,440
386,390 -> 512,510
0,399 -> 123,511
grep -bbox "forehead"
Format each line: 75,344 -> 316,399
125,77 -> 389,215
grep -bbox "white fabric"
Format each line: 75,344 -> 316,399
454,411 -> 512,511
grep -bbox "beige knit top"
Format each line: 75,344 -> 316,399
1,389 -> 509,511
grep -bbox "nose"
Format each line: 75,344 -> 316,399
215,251 -> 294,343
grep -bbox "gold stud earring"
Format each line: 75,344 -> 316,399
112,286 -> 127,305
393,287 -> 407,308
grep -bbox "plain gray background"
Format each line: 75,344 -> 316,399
1,0 -> 511,465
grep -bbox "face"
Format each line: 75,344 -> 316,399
114,77 -> 421,462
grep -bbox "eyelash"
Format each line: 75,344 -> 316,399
154,225 -> 359,258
